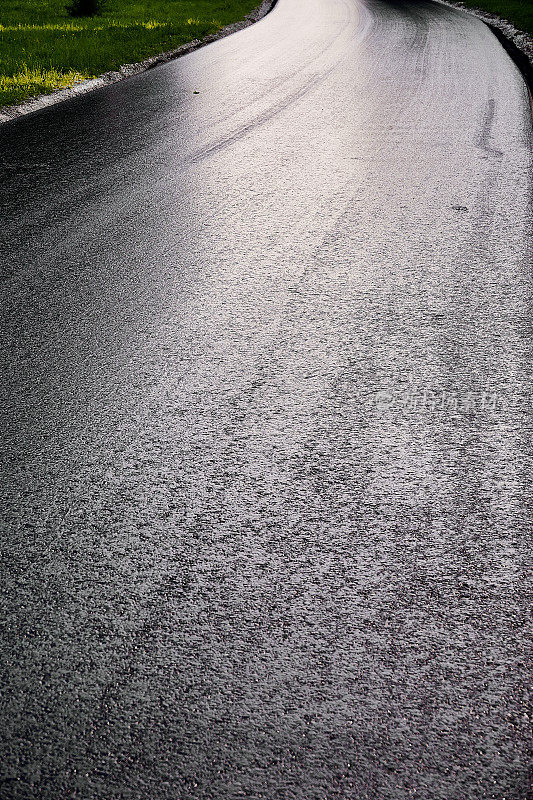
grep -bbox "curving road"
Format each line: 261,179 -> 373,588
0,0 -> 532,798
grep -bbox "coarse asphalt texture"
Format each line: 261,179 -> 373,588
0,0 -> 532,798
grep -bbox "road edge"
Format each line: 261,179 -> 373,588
438,1 -> 532,86
0,0 -> 278,126
484,22 -> 533,93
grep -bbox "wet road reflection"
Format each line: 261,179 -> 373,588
0,0 -> 531,797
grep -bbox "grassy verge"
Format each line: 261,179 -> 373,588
0,0 -> 260,107
458,0 -> 533,35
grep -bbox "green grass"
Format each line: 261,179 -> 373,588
0,0 -> 259,107
459,0 -> 533,35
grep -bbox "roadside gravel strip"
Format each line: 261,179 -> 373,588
0,0 -> 276,124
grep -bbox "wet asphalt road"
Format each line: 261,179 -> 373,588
1,0 -> 532,797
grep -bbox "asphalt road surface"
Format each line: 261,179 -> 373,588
1,0 -> 532,798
